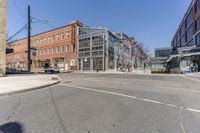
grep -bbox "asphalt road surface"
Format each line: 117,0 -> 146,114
0,73 -> 200,133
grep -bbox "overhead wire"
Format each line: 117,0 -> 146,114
7,24 -> 28,42
12,0 -> 26,22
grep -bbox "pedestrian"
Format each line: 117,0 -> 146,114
195,63 -> 198,72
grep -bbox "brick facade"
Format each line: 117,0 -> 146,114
0,0 -> 6,76
6,20 -> 83,72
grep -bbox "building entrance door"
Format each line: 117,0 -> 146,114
93,57 -> 103,71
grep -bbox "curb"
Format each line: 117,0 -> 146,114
0,79 -> 61,96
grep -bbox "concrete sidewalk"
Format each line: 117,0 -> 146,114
74,70 -> 151,75
0,74 -> 60,95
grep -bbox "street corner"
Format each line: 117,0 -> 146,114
0,74 -> 61,96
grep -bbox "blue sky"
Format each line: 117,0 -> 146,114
7,0 -> 191,53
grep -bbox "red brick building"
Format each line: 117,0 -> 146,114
6,20 -> 83,71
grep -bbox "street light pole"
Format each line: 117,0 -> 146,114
27,5 -> 31,72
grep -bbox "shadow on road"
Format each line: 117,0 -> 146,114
0,122 -> 23,133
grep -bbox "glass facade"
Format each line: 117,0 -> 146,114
196,0 -> 200,12
180,23 -> 185,36
186,26 -> 193,43
151,60 -> 168,73
180,35 -> 186,46
78,27 -> 117,71
186,10 -> 193,28
155,48 -> 171,57
196,17 -> 200,30
196,32 -> 200,46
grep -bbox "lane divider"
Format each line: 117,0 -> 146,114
60,84 -> 200,114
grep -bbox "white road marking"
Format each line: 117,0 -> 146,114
186,108 -> 200,113
84,78 -> 126,84
141,98 -> 162,104
157,86 -> 200,93
165,104 -> 178,108
60,84 -> 178,108
84,78 -> 200,94
179,107 -> 186,133
179,75 -> 200,83
189,90 -> 200,93
60,84 -> 200,114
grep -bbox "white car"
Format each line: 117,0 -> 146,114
45,67 -> 60,74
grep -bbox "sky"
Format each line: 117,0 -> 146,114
7,0 -> 192,53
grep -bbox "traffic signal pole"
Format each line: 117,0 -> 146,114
28,5 -> 31,72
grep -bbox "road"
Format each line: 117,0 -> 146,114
0,73 -> 200,133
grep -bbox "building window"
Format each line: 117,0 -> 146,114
52,47 -> 54,54
33,40 -> 36,45
186,10 -> 193,28
40,49 -> 42,56
48,37 -> 51,43
48,48 -> 50,55
52,35 -> 55,42
180,35 -> 186,47
66,32 -> 70,39
61,45 -> 64,53
56,46 -> 59,53
196,0 -> 200,12
196,33 -> 200,46
44,38 -> 47,44
61,33 -> 65,40
72,44 -> 76,52
186,26 -> 193,43
196,17 -> 200,30
44,48 -> 46,55
40,39 -> 43,44
56,35 -> 60,41
181,23 -> 185,36
66,45 -> 69,52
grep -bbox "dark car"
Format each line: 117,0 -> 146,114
45,67 -> 60,74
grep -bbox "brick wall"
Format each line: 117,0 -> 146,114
0,0 -> 6,76
6,20 -> 83,71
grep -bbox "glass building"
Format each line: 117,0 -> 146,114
78,27 -> 117,71
151,47 -> 171,73
169,0 -> 200,73
155,48 -> 171,58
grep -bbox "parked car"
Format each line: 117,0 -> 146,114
16,68 -> 28,72
45,67 -> 60,74
6,67 -> 17,73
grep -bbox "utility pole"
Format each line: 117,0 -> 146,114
27,5 -> 31,72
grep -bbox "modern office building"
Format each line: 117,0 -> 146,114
0,0 -> 6,76
77,27 -> 149,72
169,0 -> 200,73
6,20 -> 83,71
78,27 -> 117,71
151,47 -> 171,73
155,47 -> 171,58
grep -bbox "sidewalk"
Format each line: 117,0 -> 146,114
0,74 -> 60,96
74,70 -> 151,75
